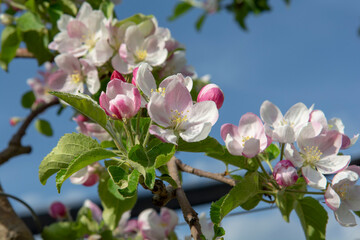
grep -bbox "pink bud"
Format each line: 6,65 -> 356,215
111,70 -> 126,82
132,67 -> 139,86
74,114 -> 89,122
49,201 -> 67,220
9,117 -> 22,126
82,173 -> 99,187
273,160 -> 298,187
197,84 -> 224,109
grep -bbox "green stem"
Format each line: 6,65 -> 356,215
123,120 -> 135,147
107,122 -> 127,153
142,120 -> 153,148
265,159 -> 274,173
0,192 -> 42,232
280,143 -> 285,161
136,109 -> 142,136
256,156 -> 271,180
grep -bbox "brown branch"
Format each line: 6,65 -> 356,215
0,183 -> 34,240
167,156 -> 203,239
175,158 -> 236,187
15,48 -> 35,58
0,98 -> 59,165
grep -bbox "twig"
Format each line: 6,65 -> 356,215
0,98 -> 59,165
167,157 -> 203,240
175,158 -> 236,187
15,48 -> 35,58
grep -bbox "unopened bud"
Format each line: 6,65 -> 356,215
197,83 -> 224,109
9,117 -> 22,126
82,173 -> 99,187
273,160 -> 298,187
111,70 -> 126,82
49,201 -> 68,220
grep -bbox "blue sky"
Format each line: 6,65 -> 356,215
1,0 -> 360,239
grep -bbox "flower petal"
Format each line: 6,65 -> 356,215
325,185 -> 341,211
149,125 -> 177,145
186,101 -> 218,127
137,63 -> 156,98
220,123 -> 239,142
147,93 -> 171,127
260,100 -> 283,126
284,102 -> 310,127
334,204 -> 356,227
316,155 -> 350,174
225,134 -> 243,156
302,165 -> 327,190
179,122 -> 212,142
242,138 -> 260,158
165,81 -> 192,113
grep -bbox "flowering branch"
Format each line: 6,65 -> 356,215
175,158 -> 236,187
0,98 -> 59,165
167,156 -> 203,239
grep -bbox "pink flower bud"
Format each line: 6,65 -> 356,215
197,84 -> 224,109
82,173 -> 99,187
99,80 -> 141,120
74,114 -> 89,122
132,67 -> 139,86
273,160 -> 298,187
84,200 -> 102,222
111,70 -> 126,82
9,117 -> 22,126
49,201 -> 67,220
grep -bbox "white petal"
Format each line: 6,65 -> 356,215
302,165 -> 327,190
165,81 -> 192,113
332,169 -> 359,185
325,185 -> 341,211
186,101 -> 218,127
328,118 -> 345,133
55,54 -> 81,74
147,93 -> 171,127
260,100 -> 283,126
242,138 -> 260,158
225,134 -> 243,156
149,125 -> 177,145
309,110 -> 328,130
284,144 -> 304,168
112,55 -> 131,74
316,155 -> 350,174
273,125 -> 295,143
334,204 -> 357,227
137,63 -> 156,98
284,102 -> 310,128
180,122 -> 212,142
346,185 -> 360,211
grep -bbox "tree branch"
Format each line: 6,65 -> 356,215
167,156 -> 203,239
15,48 -> 35,58
175,158 -> 236,187
0,98 -> 59,165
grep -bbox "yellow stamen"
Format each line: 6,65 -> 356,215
302,146 -> 322,164
242,136 -> 253,147
135,49 -> 147,62
71,72 -> 82,83
170,109 -> 188,130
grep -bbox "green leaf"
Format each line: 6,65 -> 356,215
145,166 -> 156,189
116,13 -> 154,26
240,194 -> 261,211
17,12 -> 44,32
107,167 -> 140,199
42,222 -> 85,240
178,136 -> 223,154
21,91 -> 35,109
23,31 -> 53,65
98,172 -> 137,230
55,148 -> 117,192
295,197 -> 328,240
264,143 -> 280,161
195,13 -> 206,31
207,147 -> 258,170
39,133 -> 101,185
210,196 -> 226,224
59,0 -> 77,16
35,119 -> 53,137
50,92 -> 108,129
158,174 -> 178,188
168,2 -> 193,21
127,144 -> 150,176
0,25 -> 21,70
100,1 -> 115,18
147,142 -> 175,168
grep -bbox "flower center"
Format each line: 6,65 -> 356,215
135,49 -> 147,62
71,71 -> 82,83
337,183 -> 350,200
280,118 -> 294,127
151,87 -> 166,97
170,109 -> 189,130
82,34 -> 96,49
302,146 -> 322,164
242,136 -> 253,147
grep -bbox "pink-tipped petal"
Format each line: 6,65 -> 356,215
149,125 -> 177,145
302,165 -> 327,190
325,185 -> 341,211
220,123 -> 238,141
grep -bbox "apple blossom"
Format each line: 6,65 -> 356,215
159,51 -> 197,79
48,2 -> 113,66
70,165 -> 99,187
138,207 -> 178,240
54,53 -> 100,94
273,160 -> 298,187
73,115 -> 111,142
83,199 -> 102,223
99,79 -> 141,120
147,80 -> 218,144
9,117 -> 22,126
197,83 -> 224,109
285,122 -> 351,189
310,109 -> 358,149
325,166 -> 360,226
260,100 -> 313,143
221,112 -> 269,158
49,201 -> 68,220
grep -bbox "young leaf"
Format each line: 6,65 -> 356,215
147,142 -> 175,168
35,119 -> 53,137
195,13 -> 206,31
50,92 -> 108,129
264,143 -> 280,161
39,133 -> 101,185
0,25 -> 21,70
98,173 -> 137,230
55,148 -> 118,192
295,197 -> 328,240
17,12 -> 44,32
23,31 -> 53,65
41,221 -> 85,240
21,91 -> 36,109
177,136 -> 224,154
168,2 -> 193,21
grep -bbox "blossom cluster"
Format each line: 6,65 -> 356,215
220,100 -> 359,226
